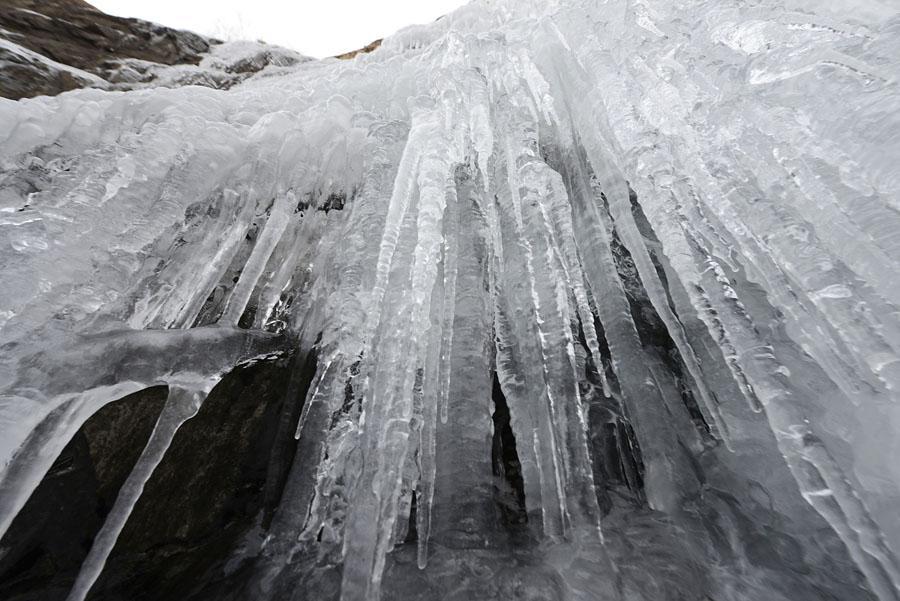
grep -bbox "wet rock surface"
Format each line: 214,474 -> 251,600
0,356 -> 308,601
0,386 -> 168,600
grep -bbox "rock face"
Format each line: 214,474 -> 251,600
0,355 -> 317,601
0,0 -> 209,70
335,39 -> 383,61
0,387 -> 169,600
0,0 -> 311,99
0,0 -> 208,98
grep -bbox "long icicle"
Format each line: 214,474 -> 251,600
416,173 -> 458,569
340,95 -> 457,601
220,190 -> 295,326
66,383 -> 212,601
603,177 -> 734,449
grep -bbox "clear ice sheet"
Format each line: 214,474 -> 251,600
1,0 -> 900,600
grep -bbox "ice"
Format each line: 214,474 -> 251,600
1,0 -> 900,600
0,326 -> 285,543
66,384 -> 211,601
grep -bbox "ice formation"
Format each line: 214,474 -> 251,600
1,0 -> 900,599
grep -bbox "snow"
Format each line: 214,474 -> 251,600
1,0 -> 899,600
102,40 -> 311,91
0,38 -> 109,91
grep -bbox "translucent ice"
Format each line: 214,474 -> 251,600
1,0 -> 899,600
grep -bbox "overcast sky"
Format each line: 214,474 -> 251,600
90,0 -> 464,58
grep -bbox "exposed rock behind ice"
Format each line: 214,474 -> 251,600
0,0 -> 310,99
335,39 -> 384,61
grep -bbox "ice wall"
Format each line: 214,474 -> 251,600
1,0 -> 899,600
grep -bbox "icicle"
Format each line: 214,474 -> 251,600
560,6 -> 900,571
416,350 -> 439,569
392,365 -> 425,547
519,157 -> 604,534
478,145 -> 547,524
603,177 -> 734,448
437,181 -> 460,425
293,354 -> 338,440
490,299 -> 545,524
542,132 -> 699,512
646,362 -> 705,454
66,382 -> 212,601
4,3 -> 900,601
631,171 -> 900,600
416,175 -> 458,569
796,432 -> 900,601
128,188 -> 256,330
536,160 -> 610,397
0,385 -> 142,542
294,355 -> 360,545
340,95 -> 457,601
359,108 -> 434,351
253,215 -> 304,330
285,122 -> 412,556
220,190 -> 295,326
497,122 -> 567,536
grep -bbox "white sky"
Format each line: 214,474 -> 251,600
89,1 -> 464,58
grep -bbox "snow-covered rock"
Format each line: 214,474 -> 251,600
0,0 -> 310,99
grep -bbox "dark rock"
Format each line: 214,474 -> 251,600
88,356 -> 298,601
334,39 -> 382,60
0,0 -> 312,99
0,47 -> 92,99
0,355 -> 309,601
0,0 -> 211,99
0,0 -> 209,68
0,386 -> 167,601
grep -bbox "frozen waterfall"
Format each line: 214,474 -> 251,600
1,0 -> 900,600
